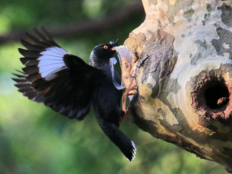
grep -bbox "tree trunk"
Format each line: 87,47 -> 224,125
120,0 -> 232,172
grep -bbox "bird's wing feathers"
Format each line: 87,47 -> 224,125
12,70 -> 45,102
13,27 -> 104,120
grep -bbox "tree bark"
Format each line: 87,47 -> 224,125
121,0 -> 232,172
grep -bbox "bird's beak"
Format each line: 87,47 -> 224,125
111,39 -> 119,51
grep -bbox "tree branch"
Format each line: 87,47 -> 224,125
124,0 -> 232,172
0,1 -> 144,44
141,0 -> 149,14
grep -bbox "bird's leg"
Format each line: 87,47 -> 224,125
119,47 -> 140,127
119,78 -> 137,127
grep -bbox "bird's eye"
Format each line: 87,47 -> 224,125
103,45 -> 108,49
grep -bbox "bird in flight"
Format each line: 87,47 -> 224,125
12,27 -> 136,161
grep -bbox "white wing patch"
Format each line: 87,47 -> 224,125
38,47 -> 68,79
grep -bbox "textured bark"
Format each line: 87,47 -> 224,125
122,0 -> 232,172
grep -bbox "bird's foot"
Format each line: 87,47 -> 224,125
122,84 -> 137,112
120,78 -> 137,127
119,104 -> 135,127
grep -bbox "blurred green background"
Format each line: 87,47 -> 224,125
0,0 -> 228,174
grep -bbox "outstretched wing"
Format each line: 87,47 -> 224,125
13,27 -> 104,120
13,70 -> 45,102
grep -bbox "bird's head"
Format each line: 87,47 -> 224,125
91,39 -> 119,63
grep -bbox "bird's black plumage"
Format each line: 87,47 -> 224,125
13,27 -> 136,161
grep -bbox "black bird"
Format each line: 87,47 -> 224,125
12,27 -> 136,161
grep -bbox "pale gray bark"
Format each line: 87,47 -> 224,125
120,0 -> 232,172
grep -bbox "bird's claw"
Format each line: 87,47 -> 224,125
119,104 -> 135,127
122,84 -> 137,112
120,78 -> 138,127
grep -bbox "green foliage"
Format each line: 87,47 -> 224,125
0,0 -> 228,173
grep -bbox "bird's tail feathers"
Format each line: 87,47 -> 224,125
110,124 -> 136,161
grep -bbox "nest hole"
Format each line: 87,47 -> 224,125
204,83 -> 229,109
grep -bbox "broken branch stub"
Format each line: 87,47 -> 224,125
119,0 -> 232,172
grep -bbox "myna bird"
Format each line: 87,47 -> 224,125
12,27 -> 136,161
